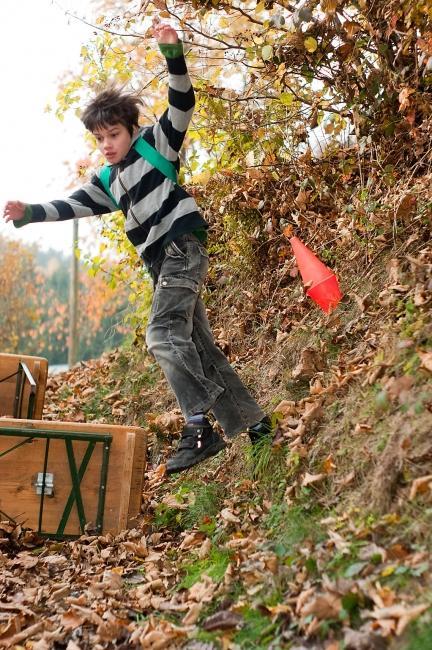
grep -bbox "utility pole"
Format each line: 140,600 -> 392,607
68,220 -> 79,367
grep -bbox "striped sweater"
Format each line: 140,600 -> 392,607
16,42 -> 207,267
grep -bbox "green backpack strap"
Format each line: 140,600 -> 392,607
99,166 -> 120,209
134,136 -> 178,184
98,137 -> 177,207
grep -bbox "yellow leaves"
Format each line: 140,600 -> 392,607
144,49 -> 159,66
189,170 -> 211,185
381,564 -> 396,577
279,91 -> 294,106
218,17 -> 230,29
304,36 -> 318,53
261,44 -> 274,60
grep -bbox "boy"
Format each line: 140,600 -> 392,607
3,23 -> 271,473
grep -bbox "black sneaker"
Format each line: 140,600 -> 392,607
247,416 -> 272,444
166,420 -> 226,474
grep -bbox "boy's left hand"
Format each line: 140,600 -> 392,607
152,20 -> 178,44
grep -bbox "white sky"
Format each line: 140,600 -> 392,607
0,0 -> 98,253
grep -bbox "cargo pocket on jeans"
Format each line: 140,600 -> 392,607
159,275 -> 200,293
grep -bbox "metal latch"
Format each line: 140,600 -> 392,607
34,473 -> 54,496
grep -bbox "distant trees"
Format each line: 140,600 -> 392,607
0,238 -> 41,353
0,235 -> 130,364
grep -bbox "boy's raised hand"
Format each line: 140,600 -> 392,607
152,19 -> 178,44
3,200 -> 26,223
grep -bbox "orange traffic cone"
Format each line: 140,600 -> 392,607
290,236 -> 342,313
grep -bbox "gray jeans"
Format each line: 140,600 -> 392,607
146,233 -> 265,438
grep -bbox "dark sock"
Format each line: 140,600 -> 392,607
187,413 -> 209,426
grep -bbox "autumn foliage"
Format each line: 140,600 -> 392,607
51,0 -> 432,331
0,235 -> 130,362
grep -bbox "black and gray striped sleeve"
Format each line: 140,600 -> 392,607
28,176 -> 117,223
153,43 -> 195,161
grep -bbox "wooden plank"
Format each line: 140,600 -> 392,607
0,419 -> 147,536
128,436 -> 147,528
0,353 -> 48,419
118,432 -> 136,531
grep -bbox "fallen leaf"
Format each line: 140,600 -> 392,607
292,348 -> 325,379
266,603 -> 292,616
198,537 -> 212,560
273,400 -> 296,417
8,552 -> 39,569
323,455 -> 336,474
301,472 -> 326,487
343,628 -> 387,649
182,602 -> 202,626
179,532 -> 205,550
202,610 -> 244,631
409,474 -> 432,500
220,508 -> 240,524
354,422 -> 372,434
368,602 -> 429,636
301,400 -> 324,424
301,592 -> 342,619
418,351 -> 432,373
188,575 -> 217,602
384,375 -> 414,403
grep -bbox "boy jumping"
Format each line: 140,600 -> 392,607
3,23 -> 271,473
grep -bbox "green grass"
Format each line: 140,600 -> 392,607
177,546 -> 232,589
57,385 -> 73,400
245,436 -> 288,499
81,385 -> 113,419
191,630 -> 222,647
403,617 -> 432,650
152,481 -> 225,532
263,502 -> 326,556
181,481 -> 226,530
233,607 -> 281,649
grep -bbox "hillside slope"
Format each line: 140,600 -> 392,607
1,167 -> 431,649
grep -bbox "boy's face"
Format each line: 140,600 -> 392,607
93,122 -> 133,165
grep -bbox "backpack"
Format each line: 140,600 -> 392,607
98,136 -> 178,209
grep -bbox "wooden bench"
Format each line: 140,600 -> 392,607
0,418 -> 147,538
0,353 -> 49,419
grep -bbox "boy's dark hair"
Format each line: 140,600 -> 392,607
81,88 -> 143,136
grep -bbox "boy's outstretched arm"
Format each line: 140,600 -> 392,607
150,23 -> 195,161
2,178 -> 118,229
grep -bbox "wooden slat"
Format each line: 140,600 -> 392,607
118,432 -> 136,530
0,418 -> 147,536
0,353 -> 48,419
